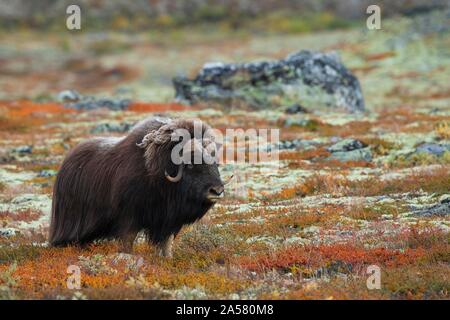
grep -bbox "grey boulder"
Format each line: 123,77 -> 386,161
173,50 -> 365,113
326,138 -> 372,162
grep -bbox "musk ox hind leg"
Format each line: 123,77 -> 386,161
157,234 -> 174,258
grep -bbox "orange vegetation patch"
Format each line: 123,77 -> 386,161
128,102 -> 189,112
211,206 -> 290,226
5,241 -> 246,298
280,148 -> 330,161
386,86 -> 450,103
392,71 -> 422,80
377,107 -> 449,123
389,226 -> 450,259
212,115 -> 274,132
220,205 -> 341,238
270,211 -> 329,230
317,159 -> 374,169
270,185 -> 307,200
350,65 -> 378,74
282,263 -> 449,300
281,119 -> 375,138
1,100 -> 76,118
0,100 -> 76,132
10,244 -> 130,297
12,246 -> 80,294
319,121 -> 374,137
238,244 -> 426,273
284,154 -> 374,170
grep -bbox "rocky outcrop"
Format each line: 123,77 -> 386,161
326,139 -> 372,162
415,143 -> 450,157
58,90 -> 131,111
410,196 -> 450,217
90,122 -> 133,134
0,228 -> 17,238
173,50 -> 365,113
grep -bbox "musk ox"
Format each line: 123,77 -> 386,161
49,117 -> 225,257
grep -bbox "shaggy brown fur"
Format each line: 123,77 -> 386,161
49,117 -> 223,256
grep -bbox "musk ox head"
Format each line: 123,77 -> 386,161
136,118 -> 225,205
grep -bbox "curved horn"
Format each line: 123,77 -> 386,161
136,133 -> 153,148
165,165 -> 184,182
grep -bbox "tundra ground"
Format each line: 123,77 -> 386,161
0,13 -> 449,299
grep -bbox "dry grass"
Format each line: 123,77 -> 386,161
435,121 -> 450,140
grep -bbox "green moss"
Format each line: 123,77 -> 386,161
251,11 -> 354,34
383,264 -> 450,299
348,205 -> 396,221
363,138 -> 399,156
0,244 -> 43,264
393,151 -> 450,167
0,263 -> 18,300
88,39 -> 132,56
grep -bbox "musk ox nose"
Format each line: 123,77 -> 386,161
208,185 -> 224,197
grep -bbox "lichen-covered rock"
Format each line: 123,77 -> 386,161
410,196 -> 450,217
173,50 -> 365,113
327,139 -> 372,162
0,168 -> 36,186
0,194 -> 51,214
57,90 -> 82,103
38,169 -> 57,178
285,103 -> 308,114
0,228 -> 18,238
327,139 -> 367,153
328,148 -> 372,162
11,145 -> 33,155
110,253 -> 145,272
90,122 -> 132,134
78,254 -> 117,275
278,139 -> 319,151
58,90 -> 131,111
415,143 -> 450,157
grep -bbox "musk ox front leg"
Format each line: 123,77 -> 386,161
120,232 -> 138,253
157,234 -> 174,258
